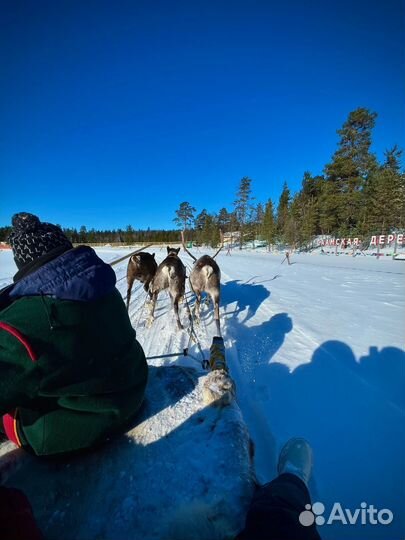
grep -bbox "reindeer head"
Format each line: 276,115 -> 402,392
167,247 -> 180,257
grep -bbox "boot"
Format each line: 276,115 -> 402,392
277,437 -> 313,486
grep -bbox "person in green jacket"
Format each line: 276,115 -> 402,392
0,212 -> 148,456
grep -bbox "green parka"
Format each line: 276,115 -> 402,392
0,246 -> 148,456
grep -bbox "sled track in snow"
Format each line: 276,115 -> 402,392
112,252 -> 275,480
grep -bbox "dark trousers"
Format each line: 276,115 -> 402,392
238,473 -> 322,540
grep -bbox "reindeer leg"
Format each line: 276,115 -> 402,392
173,294 -> 183,330
193,293 -> 202,324
147,291 -> 158,327
126,275 -> 136,311
145,280 -> 153,302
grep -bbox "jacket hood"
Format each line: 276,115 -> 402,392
9,246 -> 117,302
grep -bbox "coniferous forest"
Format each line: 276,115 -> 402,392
1,108 -> 403,248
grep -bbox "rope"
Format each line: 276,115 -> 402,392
145,348 -> 204,367
147,350 -> 188,360
183,286 -> 206,367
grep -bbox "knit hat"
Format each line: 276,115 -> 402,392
9,212 -> 73,270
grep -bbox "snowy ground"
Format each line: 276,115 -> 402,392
1,246 -> 404,540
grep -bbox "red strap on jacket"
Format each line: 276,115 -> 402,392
2,411 -> 20,447
0,322 -> 38,362
0,322 -> 38,446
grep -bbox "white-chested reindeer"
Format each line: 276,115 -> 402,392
148,247 -> 187,330
181,231 -> 223,336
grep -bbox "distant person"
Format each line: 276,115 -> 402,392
0,212 -> 148,456
284,251 -> 291,265
238,438 -> 322,540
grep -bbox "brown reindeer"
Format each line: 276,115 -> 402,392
126,252 -> 157,310
148,247 -> 186,330
181,231 -> 223,336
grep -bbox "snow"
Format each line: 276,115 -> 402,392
1,246 -> 404,539
217,250 -> 405,540
0,248 -> 16,288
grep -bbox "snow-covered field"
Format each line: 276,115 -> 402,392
1,246 -> 404,540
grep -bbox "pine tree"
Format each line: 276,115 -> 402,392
217,208 -> 231,232
362,146 -> 405,233
299,197 -> 318,246
203,214 -> 220,247
298,172 -> 321,245
194,209 -> 208,231
318,179 -> 339,234
79,225 -> 87,243
285,194 -> 300,246
276,182 -> 290,241
193,212 -> 220,247
125,225 -> 134,244
88,228 -> 97,243
234,177 -> 254,248
194,209 -> 208,244
0,226 -> 12,242
254,203 -> 265,240
174,201 -> 196,231
324,108 -> 378,234
262,199 -> 276,248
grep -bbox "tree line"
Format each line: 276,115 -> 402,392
174,108 -> 405,248
1,108 -> 403,248
0,225 -> 180,244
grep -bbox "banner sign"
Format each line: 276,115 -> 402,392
318,233 -> 404,247
318,238 -> 359,247
369,234 -> 404,246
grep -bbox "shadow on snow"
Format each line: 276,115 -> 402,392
221,279 -> 270,322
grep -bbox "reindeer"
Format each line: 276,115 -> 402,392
181,231 -> 223,336
148,247 -> 186,330
126,251 -> 157,310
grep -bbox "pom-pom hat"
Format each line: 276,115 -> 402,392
9,212 -> 73,270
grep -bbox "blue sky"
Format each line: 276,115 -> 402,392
1,0 -> 404,230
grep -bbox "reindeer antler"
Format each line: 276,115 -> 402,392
110,244 -> 153,267
212,230 -> 224,259
181,230 -> 197,261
